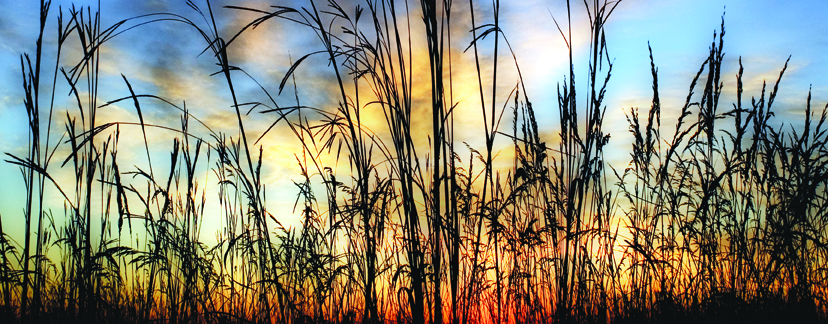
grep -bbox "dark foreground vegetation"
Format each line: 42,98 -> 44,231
2,0 -> 827,323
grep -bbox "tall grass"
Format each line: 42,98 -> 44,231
2,0 -> 828,323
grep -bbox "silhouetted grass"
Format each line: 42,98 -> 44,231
2,0 -> 827,323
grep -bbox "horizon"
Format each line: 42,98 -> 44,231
2,1 -> 827,230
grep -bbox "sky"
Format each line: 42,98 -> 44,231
1,0 -> 827,245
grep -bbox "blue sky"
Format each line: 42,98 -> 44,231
1,0 -> 826,242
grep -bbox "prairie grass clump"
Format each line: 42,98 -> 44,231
1,0 -> 827,324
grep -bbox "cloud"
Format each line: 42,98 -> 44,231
5,0 -> 827,246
